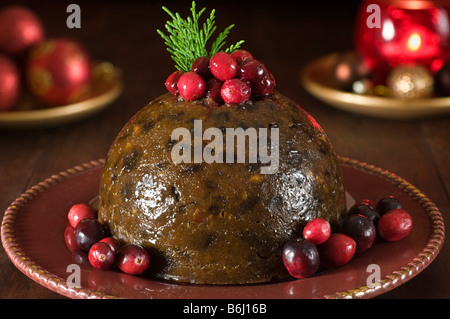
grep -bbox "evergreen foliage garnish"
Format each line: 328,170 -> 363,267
157,1 -> 245,71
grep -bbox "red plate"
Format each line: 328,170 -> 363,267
1,157 -> 445,299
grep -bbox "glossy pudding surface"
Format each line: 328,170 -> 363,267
98,91 -> 346,284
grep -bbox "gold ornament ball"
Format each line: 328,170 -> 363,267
352,78 -> 374,95
387,65 -> 434,99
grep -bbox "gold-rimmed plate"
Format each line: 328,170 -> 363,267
0,61 -> 123,129
1,157 -> 445,299
301,52 -> 450,120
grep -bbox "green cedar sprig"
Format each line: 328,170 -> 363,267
157,1 -> 245,71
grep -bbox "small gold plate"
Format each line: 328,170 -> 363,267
0,61 -> 123,129
301,52 -> 450,120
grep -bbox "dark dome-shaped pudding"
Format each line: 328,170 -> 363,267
98,91 -> 346,284
98,3 -> 347,284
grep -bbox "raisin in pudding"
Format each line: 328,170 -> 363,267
97,3 -> 347,284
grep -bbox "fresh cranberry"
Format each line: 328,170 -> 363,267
99,237 -> 121,253
204,77 -> 223,104
88,242 -> 116,270
177,71 -> 206,101
74,218 -> 107,252
72,249 -> 90,267
221,78 -> 251,103
349,200 -> 380,225
282,238 -> 320,279
67,203 -> 97,228
253,69 -> 275,95
209,52 -> 238,81
302,218 -> 331,245
191,56 -> 212,79
355,199 -> 376,207
339,214 -> 376,254
116,244 -> 150,275
64,225 -> 79,252
165,70 -> 183,95
239,59 -> 266,84
376,196 -> 403,215
319,233 -> 356,268
231,49 -> 254,64
377,208 -> 413,242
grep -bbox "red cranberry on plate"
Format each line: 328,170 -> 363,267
302,218 -> 331,245
339,214 -> 376,254
377,208 -> 413,242
348,199 -> 380,225
64,225 -> 79,252
319,233 -> 356,268
376,196 -> 403,216
116,244 -> 150,275
99,237 -> 121,253
282,238 -> 320,279
68,203 -> 97,228
74,218 -> 106,252
88,242 -> 116,270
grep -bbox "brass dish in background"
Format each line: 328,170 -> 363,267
0,62 -> 123,129
301,52 -> 450,120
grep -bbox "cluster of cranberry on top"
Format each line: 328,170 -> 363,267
165,50 -> 276,104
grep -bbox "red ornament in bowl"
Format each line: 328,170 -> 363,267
0,5 -> 45,58
354,0 -> 450,83
26,38 -> 92,107
0,54 -> 20,112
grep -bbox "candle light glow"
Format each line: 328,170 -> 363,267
354,0 -> 450,83
407,32 -> 421,51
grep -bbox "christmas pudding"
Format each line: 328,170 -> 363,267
97,3 -> 347,284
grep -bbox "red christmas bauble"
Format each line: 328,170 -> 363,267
0,54 -> 20,111
26,38 -> 92,106
0,5 -> 45,57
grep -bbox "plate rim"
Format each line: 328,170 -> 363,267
301,52 -> 450,119
0,157 -> 445,299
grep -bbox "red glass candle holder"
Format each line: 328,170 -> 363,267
354,0 -> 450,84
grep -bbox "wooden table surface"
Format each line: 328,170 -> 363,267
1,0 -> 449,299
